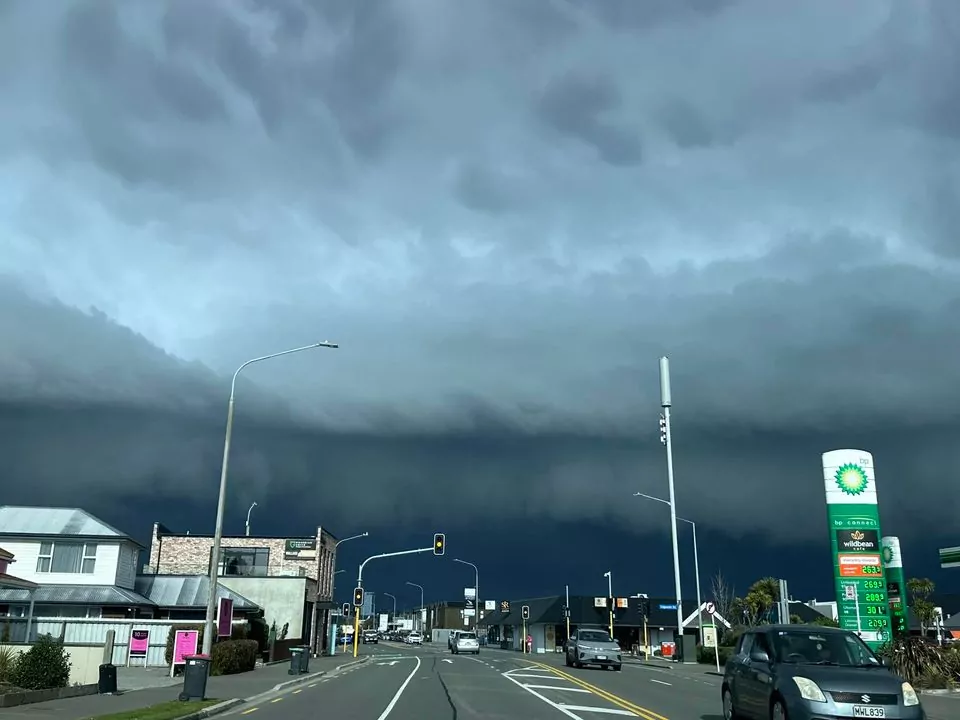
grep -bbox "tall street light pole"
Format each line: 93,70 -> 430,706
332,532 -> 370,598
245,502 -> 258,537
202,341 -> 339,656
659,356 -> 685,650
603,571 -> 614,638
453,559 -> 479,628
406,581 -> 424,633
633,492 -> 702,645
384,592 -> 397,620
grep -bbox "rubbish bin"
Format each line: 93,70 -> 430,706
178,654 -> 210,701
289,646 -> 305,675
98,663 -> 117,694
299,645 -> 310,674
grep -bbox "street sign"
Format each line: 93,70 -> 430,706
706,602 -> 715,616
703,625 -> 717,648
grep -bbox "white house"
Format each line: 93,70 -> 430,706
0,505 -> 153,618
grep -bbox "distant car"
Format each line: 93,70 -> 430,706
721,624 -> 925,720
565,628 -> 622,671
362,629 -> 378,644
452,631 -> 480,655
448,630 -> 462,649
406,631 -> 423,645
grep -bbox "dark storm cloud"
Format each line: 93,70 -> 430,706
2,0 -> 960,541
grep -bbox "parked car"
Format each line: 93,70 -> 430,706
452,631 -> 480,655
721,624 -> 925,720
406,631 -> 423,645
565,628 -> 622,671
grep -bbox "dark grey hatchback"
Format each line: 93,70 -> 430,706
721,625 -> 925,720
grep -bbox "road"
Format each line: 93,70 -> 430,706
226,642 -> 959,720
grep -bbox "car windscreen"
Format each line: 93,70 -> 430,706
773,631 -> 881,667
578,631 -> 612,643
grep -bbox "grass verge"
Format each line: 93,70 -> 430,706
85,698 -> 221,720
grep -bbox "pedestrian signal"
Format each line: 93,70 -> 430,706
521,605 -> 530,620
341,602 -> 350,616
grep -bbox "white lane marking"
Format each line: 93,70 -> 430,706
559,705 -> 635,716
442,659 -> 453,664
502,671 -> 584,720
510,672 -> 559,678
524,684 -> 590,693
650,679 -> 672,686
375,655 -> 422,720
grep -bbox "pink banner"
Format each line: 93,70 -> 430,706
129,629 -> 149,658
217,597 -> 234,637
173,630 -> 199,664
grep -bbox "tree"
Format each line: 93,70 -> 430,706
811,615 -> 840,628
711,571 -> 736,641
907,577 -> 936,636
733,577 -> 781,627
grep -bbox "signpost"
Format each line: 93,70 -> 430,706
882,536 -> 909,638
704,602 -> 719,673
823,450 -> 890,650
169,629 -> 199,677
128,629 -> 149,664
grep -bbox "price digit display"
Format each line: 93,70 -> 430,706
866,618 -> 888,629
862,565 -> 882,575
863,593 -> 886,603
863,580 -> 884,590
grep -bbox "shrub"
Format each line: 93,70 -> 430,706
877,636 -> 958,689
210,640 -> 258,676
0,646 -> 20,683
11,635 -> 70,690
163,625 -> 205,665
696,645 -> 733,666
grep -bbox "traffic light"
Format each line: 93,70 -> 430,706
638,595 -> 649,619
433,533 -> 445,556
353,587 -> 364,607
521,605 -> 530,620
659,414 -> 667,444
341,602 -> 350,616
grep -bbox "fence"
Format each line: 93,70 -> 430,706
0,617 -> 209,667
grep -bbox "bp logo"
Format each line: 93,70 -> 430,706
835,463 -> 869,496
882,546 -> 894,565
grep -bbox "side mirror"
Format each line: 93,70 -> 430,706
750,650 -> 770,663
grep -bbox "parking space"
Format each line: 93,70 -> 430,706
502,664 -> 668,719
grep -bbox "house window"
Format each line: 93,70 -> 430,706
36,542 -> 98,574
214,547 -> 270,577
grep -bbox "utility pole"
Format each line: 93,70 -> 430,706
660,357 -> 684,654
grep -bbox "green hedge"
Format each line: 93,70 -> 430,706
12,635 -> 70,690
211,640 -> 258,676
696,645 -> 734,666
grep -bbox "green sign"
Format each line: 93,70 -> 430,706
822,450 -> 891,651
881,536 -> 908,638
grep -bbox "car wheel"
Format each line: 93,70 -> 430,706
574,660 -> 583,669
565,653 -> 572,667
722,688 -> 741,720
613,664 -> 622,671
475,651 -> 480,655
770,699 -> 787,720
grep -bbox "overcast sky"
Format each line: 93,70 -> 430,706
2,0 -> 959,546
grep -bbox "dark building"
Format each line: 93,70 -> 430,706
426,600 -> 467,631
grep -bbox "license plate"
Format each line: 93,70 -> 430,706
852,706 -> 885,718
596,655 -> 607,660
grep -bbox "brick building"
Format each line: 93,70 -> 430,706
144,522 -> 338,653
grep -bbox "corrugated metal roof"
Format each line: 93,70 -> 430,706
0,507 -> 129,539
0,584 -> 152,605
134,575 -> 258,610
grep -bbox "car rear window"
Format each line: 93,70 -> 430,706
459,632 -> 477,639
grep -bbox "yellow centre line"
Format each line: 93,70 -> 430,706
528,661 -> 670,720
240,708 -> 258,715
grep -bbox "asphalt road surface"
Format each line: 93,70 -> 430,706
225,642 -> 959,720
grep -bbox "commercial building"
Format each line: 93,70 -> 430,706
143,521 -> 337,653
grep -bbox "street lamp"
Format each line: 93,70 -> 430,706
659,356 -> 685,647
203,341 -> 339,656
384,592 -> 397,620
603,571 -> 614,638
245,502 -> 258,537
332,532 -> 370,597
634,491 -> 703,644
406,581 -> 424,632
453,559 -> 479,627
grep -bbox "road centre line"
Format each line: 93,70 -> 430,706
528,662 -> 669,720
558,705 -> 635,716
525,684 -> 590,693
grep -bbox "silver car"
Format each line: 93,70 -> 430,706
722,625 -> 925,720
452,631 -> 480,655
565,628 -> 622,671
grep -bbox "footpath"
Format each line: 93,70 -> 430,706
0,655 -> 363,720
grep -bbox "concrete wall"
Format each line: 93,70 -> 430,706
0,540 -> 124,586
220,577 -> 308,639
1,642 -> 109,685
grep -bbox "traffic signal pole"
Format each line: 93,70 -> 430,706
564,585 -> 571,642
352,540 -> 443,658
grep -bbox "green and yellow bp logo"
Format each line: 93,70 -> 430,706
835,463 -> 869,496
